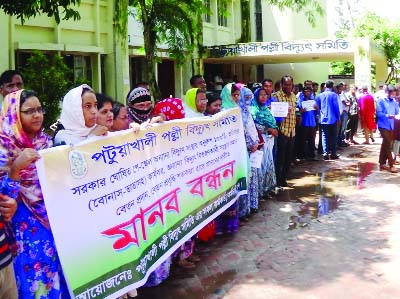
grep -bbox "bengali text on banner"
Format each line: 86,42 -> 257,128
36,107 -> 248,299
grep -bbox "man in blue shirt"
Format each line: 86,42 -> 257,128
316,80 -> 341,160
297,86 -> 318,160
376,84 -> 400,172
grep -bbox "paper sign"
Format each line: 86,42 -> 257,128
302,100 -> 316,111
250,150 -> 264,169
270,102 -> 289,117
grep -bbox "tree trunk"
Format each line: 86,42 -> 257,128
193,12 -> 204,75
141,7 -> 161,102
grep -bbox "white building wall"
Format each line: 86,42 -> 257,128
259,0 -> 331,84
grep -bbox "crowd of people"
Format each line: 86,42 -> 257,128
0,69 -> 399,299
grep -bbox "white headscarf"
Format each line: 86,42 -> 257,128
54,84 -> 96,145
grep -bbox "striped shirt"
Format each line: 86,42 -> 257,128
273,90 -> 297,137
0,221 -> 12,270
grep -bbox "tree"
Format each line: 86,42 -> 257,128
21,52 -> 72,131
115,0 -> 205,101
353,12 -> 400,83
0,0 -> 81,23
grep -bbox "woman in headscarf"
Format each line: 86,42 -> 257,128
126,87 -> 164,125
54,84 -> 108,145
183,88 -> 207,118
0,90 -> 70,298
250,88 -> 279,199
221,84 -> 261,220
237,87 -> 261,216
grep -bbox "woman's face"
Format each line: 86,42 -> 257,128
232,90 -> 240,103
20,96 -> 44,137
257,89 -> 268,104
96,102 -> 114,129
82,92 -> 98,127
206,99 -> 222,115
111,106 -> 130,131
195,92 -> 207,113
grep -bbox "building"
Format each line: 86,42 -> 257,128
0,0 -> 130,102
1,0 -> 387,101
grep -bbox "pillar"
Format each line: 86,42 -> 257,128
354,38 -> 371,89
375,60 -> 388,89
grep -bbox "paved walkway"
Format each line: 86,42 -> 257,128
137,136 -> 400,299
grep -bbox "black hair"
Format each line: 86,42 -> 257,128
112,102 -> 125,120
136,81 -> 149,88
190,75 -> 204,86
261,78 -> 273,85
20,90 -> 37,107
231,83 -> 240,94
325,80 -> 335,89
95,93 -> 114,110
303,79 -> 313,86
303,86 -> 312,92
0,70 -> 23,85
81,87 -> 94,96
312,82 -> 319,87
206,92 -> 221,106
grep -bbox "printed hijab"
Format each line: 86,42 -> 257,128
250,88 -> 277,129
58,84 -> 96,139
126,87 -> 154,124
0,90 -> 52,229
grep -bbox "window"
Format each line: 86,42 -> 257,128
203,0 -> 211,23
255,0 -> 263,41
217,0 -> 227,27
64,54 -> 92,86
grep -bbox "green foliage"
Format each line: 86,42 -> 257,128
128,0 -> 205,66
0,0 -> 81,23
21,51 -> 71,131
353,12 -> 400,82
330,61 -> 354,75
266,0 -> 324,27
238,0 -> 251,43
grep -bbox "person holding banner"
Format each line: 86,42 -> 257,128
250,88 -> 279,198
111,102 -> 130,131
183,88 -> 208,118
126,87 -> 164,126
54,85 -> 108,145
95,93 -> 114,130
214,83 -> 242,232
222,84 -> 260,219
0,89 -> 70,298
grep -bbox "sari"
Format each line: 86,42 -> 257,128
0,90 -> 70,298
250,88 -> 278,196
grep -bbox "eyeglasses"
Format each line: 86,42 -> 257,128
197,98 -> 208,103
20,107 -> 45,115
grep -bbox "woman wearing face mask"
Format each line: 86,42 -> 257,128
54,85 -> 108,145
126,87 -> 164,126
